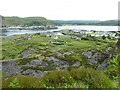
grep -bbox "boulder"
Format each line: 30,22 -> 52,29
64,51 -> 73,55
21,48 -> 38,58
72,62 -> 80,67
2,60 -> 21,76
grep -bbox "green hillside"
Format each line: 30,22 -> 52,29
2,17 -> 56,26
2,16 -> 119,26
53,20 -> 119,26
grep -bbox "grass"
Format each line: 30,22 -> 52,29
2,67 -> 119,88
1,32 -> 119,88
1,33 -> 116,60
2,75 -> 44,88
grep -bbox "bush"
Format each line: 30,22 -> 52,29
9,78 -> 20,88
70,67 -> 114,88
102,35 -> 106,40
43,70 -> 74,87
105,53 -> 119,80
3,76 -> 44,88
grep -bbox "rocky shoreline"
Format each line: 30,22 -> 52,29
2,26 -> 58,30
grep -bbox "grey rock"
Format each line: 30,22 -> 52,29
82,51 -> 92,59
72,62 -> 80,67
64,51 -> 73,55
29,59 -> 43,66
21,48 -> 38,58
50,50 -> 59,53
57,53 -> 65,58
22,69 -> 35,75
97,54 -> 112,70
23,36 -> 32,40
57,65 -> 69,70
35,71 -> 46,77
106,47 -> 112,53
22,69 -> 49,77
2,60 -> 21,76
45,57 -> 59,62
97,62 -> 108,70
0,63 -> 2,70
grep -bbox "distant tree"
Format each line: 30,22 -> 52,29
107,34 -> 111,39
102,35 -> 106,40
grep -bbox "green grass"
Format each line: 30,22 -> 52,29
2,67 -> 118,88
1,31 -> 119,89
1,32 -> 117,61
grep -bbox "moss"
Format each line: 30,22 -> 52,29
21,66 -> 41,72
17,57 -> 38,65
43,70 -> 73,87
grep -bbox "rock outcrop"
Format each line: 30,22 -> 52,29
82,47 -> 116,70
2,55 -> 80,77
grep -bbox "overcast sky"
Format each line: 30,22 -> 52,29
0,0 -> 119,20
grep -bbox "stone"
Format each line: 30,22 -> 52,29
64,51 -> 73,55
57,53 -> 65,58
45,57 -> 59,62
2,60 -> 21,76
82,51 -> 92,59
72,62 -> 80,67
96,62 -> 108,70
21,48 -> 38,58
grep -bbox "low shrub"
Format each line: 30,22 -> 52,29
43,70 -> 74,87
70,67 -> 115,88
2,76 -> 44,88
17,57 -> 38,65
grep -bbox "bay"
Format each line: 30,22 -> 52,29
1,25 -> 118,37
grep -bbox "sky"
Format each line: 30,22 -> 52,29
0,0 -> 119,20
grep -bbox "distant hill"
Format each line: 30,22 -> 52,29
52,20 -> 119,26
96,20 -> 118,26
2,16 -> 119,26
2,17 -> 56,27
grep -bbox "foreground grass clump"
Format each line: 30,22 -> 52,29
43,70 -> 74,87
104,50 -> 120,88
70,67 -> 114,88
2,67 -> 117,88
2,75 -> 44,88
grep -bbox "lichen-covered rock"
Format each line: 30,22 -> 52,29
0,63 -> 2,70
72,62 -> 80,67
96,54 -> 112,70
2,60 -> 22,76
56,53 -> 65,58
57,65 -> 69,70
2,55 -> 80,77
45,57 -> 59,62
96,62 -> 108,70
21,48 -> 38,58
64,51 -> 73,55
82,51 -> 102,65
82,50 -> 113,66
